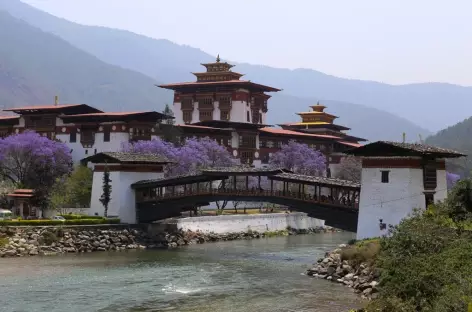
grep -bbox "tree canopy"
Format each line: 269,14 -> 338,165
122,137 -> 234,176
269,140 -> 326,175
0,131 -> 72,189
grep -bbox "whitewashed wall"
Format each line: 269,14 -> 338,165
176,212 -> 325,234
357,167 -> 425,240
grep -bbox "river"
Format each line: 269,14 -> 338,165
0,232 -> 362,312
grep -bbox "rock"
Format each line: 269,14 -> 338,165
327,266 -> 336,276
322,258 -> 331,264
326,276 -> 333,281
344,273 -> 355,281
362,288 -> 373,296
370,281 -> 379,288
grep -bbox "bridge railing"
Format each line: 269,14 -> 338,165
148,188 -> 358,209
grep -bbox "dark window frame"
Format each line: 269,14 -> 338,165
381,170 -> 389,183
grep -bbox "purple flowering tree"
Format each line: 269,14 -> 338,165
269,140 -> 326,176
446,172 -> 460,189
122,137 -> 234,177
0,131 -> 73,210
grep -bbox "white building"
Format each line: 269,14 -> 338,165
84,152 -> 171,224
346,141 -> 465,240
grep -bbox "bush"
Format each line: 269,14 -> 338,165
0,237 -> 9,247
40,231 -> 58,245
340,239 -> 381,266
58,214 -> 104,220
364,206 -> 472,311
0,218 -> 120,226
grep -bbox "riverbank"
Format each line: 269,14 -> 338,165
306,240 -> 380,300
0,224 -> 339,258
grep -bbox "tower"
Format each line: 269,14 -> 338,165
158,56 -> 280,125
346,141 -> 464,240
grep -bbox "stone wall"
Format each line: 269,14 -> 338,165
175,212 -> 325,234
0,224 -> 335,258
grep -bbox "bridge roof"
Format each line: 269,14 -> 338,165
82,152 -> 173,165
345,141 -> 465,158
131,173 -> 224,189
270,173 -> 361,189
201,167 -> 289,176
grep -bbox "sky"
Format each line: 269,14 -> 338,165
22,0 -> 472,86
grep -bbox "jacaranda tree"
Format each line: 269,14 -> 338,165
122,137 -> 234,177
269,140 -> 326,176
446,171 -> 460,189
0,131 -> 73,209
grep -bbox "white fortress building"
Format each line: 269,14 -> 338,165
346,141 -> 465,240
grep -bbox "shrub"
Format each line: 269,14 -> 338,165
340,240 -> 381,266
0,218 -> 120,226
40,231 -> 58,245
58,214 -> 104,220
0,237 -> 9,247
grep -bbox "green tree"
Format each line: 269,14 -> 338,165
68,165 -> 93,207
99,164 -> 112,217
162,104 -> 175,125
49,165 -> 93,211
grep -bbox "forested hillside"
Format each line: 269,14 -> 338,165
425,118 -> 472,177
4,0 -> 472,133
0,11 -> 172,112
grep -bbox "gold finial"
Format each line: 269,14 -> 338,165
317,101 -> 320,105
216,54 -> 220,63
54,95 -> 59,106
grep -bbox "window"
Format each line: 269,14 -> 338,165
220,110 -> 229,121
181,98 -> 193,110
94,149 -> 97,155
219,96 -> 231,107
259,139 -> 267,148
326,167 -> 331,178
70,128 -> 77,143
199,110 -> 213,121
239,135 -> 256,148
85,150 -> 88,155
198,98 -> 213,110
425,193 -> 434,207
381,170 -> 389,183
81,130 -> 95,144
247,111 -> 250,122
183,111 -> 192,123
103,126 -> 110,142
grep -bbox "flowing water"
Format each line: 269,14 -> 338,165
0,232 -> 363,312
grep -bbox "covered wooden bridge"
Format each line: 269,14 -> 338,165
131,167 -> 361,232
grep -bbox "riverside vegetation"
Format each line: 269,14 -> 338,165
309,178 -> 472,312
0,225 -> 336,258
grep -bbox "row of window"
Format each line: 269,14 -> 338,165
182,110 -> 231,123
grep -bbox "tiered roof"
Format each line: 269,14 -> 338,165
158,56 -> 281,93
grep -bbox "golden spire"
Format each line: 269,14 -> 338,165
54,95 -> 59,106
216,54 -> 220,63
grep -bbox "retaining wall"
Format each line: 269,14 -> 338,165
174,212 -> 325,234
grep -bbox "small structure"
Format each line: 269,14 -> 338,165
346,141 -> 465,240
83,152 -> 174,223
6,189 -> 37,219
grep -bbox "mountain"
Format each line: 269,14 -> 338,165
425,118 -> 472,177
4,0 -> 472,133
0,0 -> 429,140
0,10 -> 172,113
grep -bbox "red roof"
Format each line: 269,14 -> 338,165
259,127 -> 341,139
4,104 -> 81,111
177,124 -> 230,130
0,116 -> 20,120
337,141 -> 362,148
61,112 -> 151,117
4,104 -> 103,114
14,189 -> 34,193
6,194 -> 34,198
158,80 -> 281,92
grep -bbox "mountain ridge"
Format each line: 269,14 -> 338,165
0,1 -> 431,141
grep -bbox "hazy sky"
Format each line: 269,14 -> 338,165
22,0 -> 472,86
